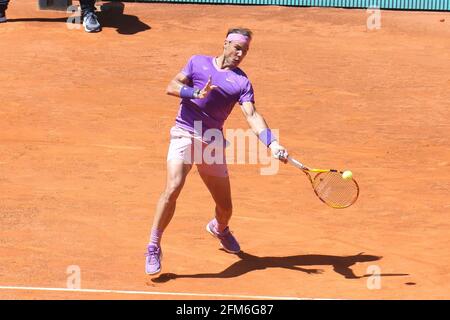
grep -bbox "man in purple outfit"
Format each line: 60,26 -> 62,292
145,28 -> 288,275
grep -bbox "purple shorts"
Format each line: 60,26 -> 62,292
167,126 -> 229,178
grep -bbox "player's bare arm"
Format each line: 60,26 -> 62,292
166,72 -> 191,97
240,101 -> 288,162
166,74 -> 217,99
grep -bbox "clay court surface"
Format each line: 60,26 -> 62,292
1,1 -> 449,300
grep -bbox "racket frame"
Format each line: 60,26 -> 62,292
287,156 -> 359,208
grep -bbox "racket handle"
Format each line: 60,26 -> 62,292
287,156 -> 307,170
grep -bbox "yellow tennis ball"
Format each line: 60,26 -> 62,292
342,170 -> 353,180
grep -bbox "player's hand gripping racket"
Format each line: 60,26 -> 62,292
286,155 -> 360,208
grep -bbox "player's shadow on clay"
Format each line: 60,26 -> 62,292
97,2 -> 151,35
7,2 -> 150,35
151,252 -> 408,283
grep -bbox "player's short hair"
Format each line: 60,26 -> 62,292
226,28 -> 253,40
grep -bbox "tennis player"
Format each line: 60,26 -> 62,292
146,28 -> 288,275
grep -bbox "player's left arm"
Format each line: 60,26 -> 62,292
240,101 -> 288,162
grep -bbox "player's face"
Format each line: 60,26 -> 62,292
223,40 -> 249,68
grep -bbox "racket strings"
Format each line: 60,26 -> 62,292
312,172 -> 359,208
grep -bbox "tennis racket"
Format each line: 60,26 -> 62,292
286,156 -> 359,208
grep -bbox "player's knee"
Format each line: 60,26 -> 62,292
162,181 -> 184,203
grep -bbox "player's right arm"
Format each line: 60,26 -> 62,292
166,73 -> 217,99
166,72 -> 191,97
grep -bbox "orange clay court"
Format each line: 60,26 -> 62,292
0,0 -> 449,300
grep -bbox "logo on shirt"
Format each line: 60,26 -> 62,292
225,78 -> 235,83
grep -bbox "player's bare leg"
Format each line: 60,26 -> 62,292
146,160 -> 192,275
152,160 -> 192,232
199,172 -> 240,253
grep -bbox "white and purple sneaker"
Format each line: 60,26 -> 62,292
206,219 -> 241,254
145,244 -> 162,275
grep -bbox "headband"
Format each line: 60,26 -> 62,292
226,33 -> 251,44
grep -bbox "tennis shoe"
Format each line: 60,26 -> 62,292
145,244 -> 162,275
206,220 -> 241,253
82,11 -> 101,33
